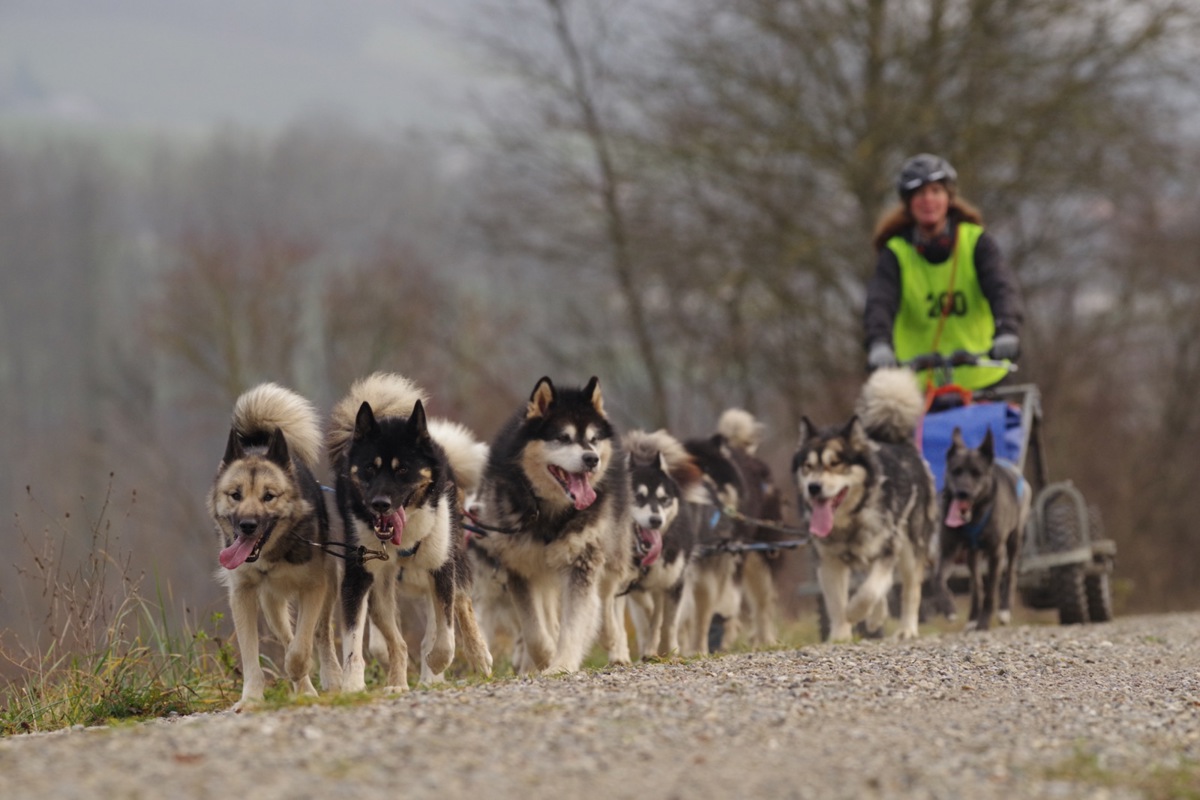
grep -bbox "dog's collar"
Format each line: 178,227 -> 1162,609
959,504 -> 993,550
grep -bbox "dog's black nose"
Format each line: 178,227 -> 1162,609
370,498 -> 392,515
807,482 -> 822,499
582,452 -> 600,470
953,490 -> 971,501
648,514 -> 663,528
238,520 -> 258,536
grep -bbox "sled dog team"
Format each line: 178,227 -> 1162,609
209,368 -> 1024,709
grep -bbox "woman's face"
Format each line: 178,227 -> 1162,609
908,182 -> 950,232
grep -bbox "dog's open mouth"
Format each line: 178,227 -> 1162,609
548,465 -> 597,510
373,508 -> 407,547
808,487 -> 849,539
635,525 -> 663,568
945,498 -> 974,528
218,525 -> 272,570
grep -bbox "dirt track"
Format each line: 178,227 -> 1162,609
1,612 -> 1197,799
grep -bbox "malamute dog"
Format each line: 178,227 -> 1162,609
328,372 -> 492,692
794,367 -> 938,641
935,426 -> 1030,631
716,409 -> 786,649
473,376 -> 633,674
622,428 -> 705,660
208,383 -> 342,711
678,432 -> 745,655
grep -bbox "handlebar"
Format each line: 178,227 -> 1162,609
901,350 -> 1017,374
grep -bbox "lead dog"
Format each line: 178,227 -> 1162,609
936,426 -> 1030,631
794,367 -> 938,641
208,383 -> 342,711
473,376 -> 633,674
328,372 -> 492,692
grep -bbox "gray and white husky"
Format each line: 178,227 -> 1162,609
473,376 -> 633,674
794,367 -> 938,641
328,372 -> 492,692
622,428 -> 706,660
208,383 -> 342,711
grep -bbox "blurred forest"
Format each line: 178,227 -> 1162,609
2,0 -> 1200,650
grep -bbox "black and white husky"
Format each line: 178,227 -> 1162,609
473,376 -> 633,674
794,367 -> 939,641
621,428 -> 705,660
328,372 -> 492,692
208,383 -> 342,711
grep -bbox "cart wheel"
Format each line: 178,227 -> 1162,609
1041,486 -> 1090,625
1053,565 -> 1089,625
1085,572 -> 1114,622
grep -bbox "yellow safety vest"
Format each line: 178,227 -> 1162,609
887,223 -> 1007,390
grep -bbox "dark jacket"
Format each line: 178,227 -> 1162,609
863,207 -> 1024,349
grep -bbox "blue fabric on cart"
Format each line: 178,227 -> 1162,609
922,403 -> 1024,491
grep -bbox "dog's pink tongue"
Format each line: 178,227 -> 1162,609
218,536 -> 258,570
638,528 -> 663,568
567,473 -> 597,510
387,508 -> 407,547
809,499 -> 834,538
945,500 -> 971,528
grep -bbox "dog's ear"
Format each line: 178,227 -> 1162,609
949,426 -> 967,456
354,401 -> 380,441
979,428 -> 995,462
657,451 -> 670,476
527,377 -> 555,419
222,427 -> 245,466
265,426 -> 291,468
408,399 -> 430,442
584,376 -> 605,416
845,415 -> 870,449
798,417 -> 816,447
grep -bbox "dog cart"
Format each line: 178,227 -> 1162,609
913,352 -> 1117,625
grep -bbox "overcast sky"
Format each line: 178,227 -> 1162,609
0,0 -> 493,137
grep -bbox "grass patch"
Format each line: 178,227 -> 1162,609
1,480 -> 239,735
1047,750 -> 1200,799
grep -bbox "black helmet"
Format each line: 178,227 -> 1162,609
896,153 -> 957,199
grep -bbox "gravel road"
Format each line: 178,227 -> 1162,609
2,612 -> 1198,800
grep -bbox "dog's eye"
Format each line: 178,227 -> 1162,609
262,491 -> 276,503
557,433 -> 571,444
228,489 -> 242,502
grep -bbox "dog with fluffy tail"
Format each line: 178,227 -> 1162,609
328,372 -> 492,692
208,383 -> 342,711
795,367 -> 938,641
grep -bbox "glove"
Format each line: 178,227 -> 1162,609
867,342 -> 897,371
990,333 -> 1020,361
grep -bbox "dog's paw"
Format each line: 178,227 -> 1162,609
997,610 -> 1012,626
963,620 -> 979,632
341,674 -> 368,694
893,625 -> 919,640
382,683 -> 410,694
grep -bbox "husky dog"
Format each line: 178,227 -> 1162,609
716,409 -> 786,649
794,367 -> 938,641
935,427 -> 1031,631
328,372 -> 492,692
678,432 -> 744,656
622,429 -> 705,660
473,376 -> 633,674
208,383 -> 342,711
